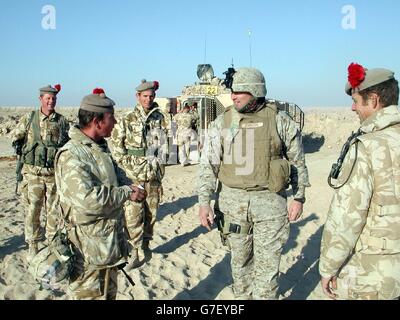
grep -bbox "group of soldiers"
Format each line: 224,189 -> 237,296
11,63 -> 400,300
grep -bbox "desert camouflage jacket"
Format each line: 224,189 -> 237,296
174,112 -> 194,131
55,125 -> 132,268
12,109 -> 69,176
198,102 -> 310,205
320,105 -> 400,277
111,103 -> 166,183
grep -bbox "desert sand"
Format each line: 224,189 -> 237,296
0,106 -> 360,300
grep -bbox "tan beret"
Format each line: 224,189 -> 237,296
136,79 -> 159,92
346,67 -> 395,95
40,84 -> 61,95
80,88 -> 115,113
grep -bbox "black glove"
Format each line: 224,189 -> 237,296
12,139 -> 24,156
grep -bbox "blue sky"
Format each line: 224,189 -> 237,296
0,0 -> 399,107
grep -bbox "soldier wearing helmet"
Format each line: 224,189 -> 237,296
198,67 -> 310,299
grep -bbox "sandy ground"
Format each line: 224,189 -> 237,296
0,106 -> 360,300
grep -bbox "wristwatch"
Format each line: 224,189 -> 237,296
294,197 -> 306,204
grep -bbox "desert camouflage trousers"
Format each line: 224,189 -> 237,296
123,180 -> 161,248
218,185 -> 289,300
332,252 -> 400,300
20,172 -> 58,244
177,129 -> 195,165
68,262 -> 119,300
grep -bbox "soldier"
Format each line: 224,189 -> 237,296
174,103 -> 196,166
112,79 -> 166,269
198,67 -> 310,299
54,88 -> 146,300
320,63 -> 400,300
158,100 -> 175,164
189,101 -> 200,133
12,84 -> 69,259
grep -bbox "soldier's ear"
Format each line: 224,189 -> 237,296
369,93 -> 380,109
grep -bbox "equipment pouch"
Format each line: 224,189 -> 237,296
34,145 -> 47,168
46,147 -> 57,168
269,158 -> 290,192
21,143 -> 38,166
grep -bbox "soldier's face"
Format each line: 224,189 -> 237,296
136,90 -> 155,110
98,112 -> 117,138
231,92 -> 253,111
351,92 -> 378,123
39,93 -> 57,115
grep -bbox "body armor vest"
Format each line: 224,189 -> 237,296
21,111 -> 63,168
218,103 -> 290,191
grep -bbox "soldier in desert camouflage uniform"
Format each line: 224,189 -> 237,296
189,101 -> 200,133
320,63 -> 400,300
174,103 -> 196,166
12,84 -> 69,259
54,88 -> 146,300
198,67 -> 310,299
111,80 -> 166,269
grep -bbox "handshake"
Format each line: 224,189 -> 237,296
129,184 -> 147,202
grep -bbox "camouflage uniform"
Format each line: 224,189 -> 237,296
198,104 -> 309,299
174,111 -> 196,165
158,105 -> 176,164
12,110 -> 69,245
320,105 -> 400,300
190,108 -> 200,132
111,103 -> 166,248
55,125 -> 132,300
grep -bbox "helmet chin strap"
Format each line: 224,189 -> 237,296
237,96 -> 264,113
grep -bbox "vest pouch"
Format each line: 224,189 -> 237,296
46,147 -> 57,168
34,145 -> 48,168
21,142 -> 38,166
269,158 -> 290,192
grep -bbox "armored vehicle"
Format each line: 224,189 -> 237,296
177,64 -> 305,132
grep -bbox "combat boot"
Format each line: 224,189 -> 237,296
142,238 -> 151,252
125,248 -> 140,271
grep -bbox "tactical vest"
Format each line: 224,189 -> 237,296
21,111 -> 64,168
218,103 -> 290,192
355,125 -> 400,254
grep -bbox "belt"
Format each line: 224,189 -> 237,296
127,148 -> 147,157
359,234 -> 400,252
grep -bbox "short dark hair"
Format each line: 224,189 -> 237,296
78,109 -> 105,128
360,78 -> 399,107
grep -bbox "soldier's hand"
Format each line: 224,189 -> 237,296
321,276 -> 338,299
288,200 -> 303,222
130,185 -> 146,202
199,205 -> 214,231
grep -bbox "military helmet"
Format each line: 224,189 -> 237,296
28,231 -> 75,287
231,67 -> 267,98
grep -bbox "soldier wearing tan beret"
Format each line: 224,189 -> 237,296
112,79 -> 167,270
320,63 -> 400,300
